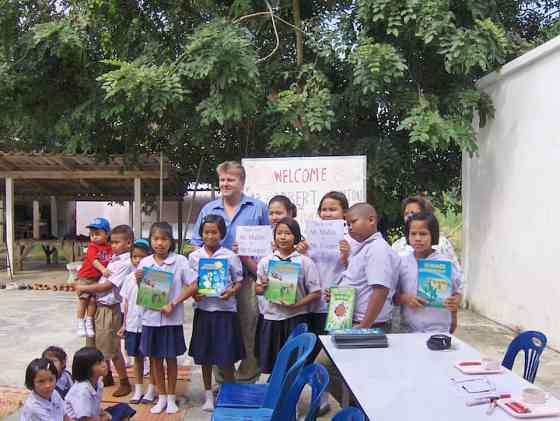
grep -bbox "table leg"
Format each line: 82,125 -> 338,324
342,384 -> 350,407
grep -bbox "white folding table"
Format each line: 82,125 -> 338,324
320,333 -> 560,421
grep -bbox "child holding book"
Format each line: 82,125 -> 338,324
118,239 -> 156,404
41,346 -> 73,399
307,191 -> 351,340
255,217 -> 321,373
20,358 -> 68,421
394,212 -> 461,333
136,222 -> 197,414
65,347 -> 135,421
188,214 -> 245,412
76,217 -> 113,338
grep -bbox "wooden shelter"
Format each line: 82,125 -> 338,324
0,152 -> 185,276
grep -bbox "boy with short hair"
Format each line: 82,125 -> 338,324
75,224 -> 134,397
76,217 -> 113,338
319,202 -> 399,408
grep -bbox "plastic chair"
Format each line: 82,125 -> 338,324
502,330 -> 547,383
212,363 -> 329,421
287,322 -> 308,342
216,331 -> 316,409
331,407 -> 366,421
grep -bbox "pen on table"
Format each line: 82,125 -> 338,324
466,394 -> 511,406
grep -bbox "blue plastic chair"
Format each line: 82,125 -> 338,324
287,322 -> 308,342
212,363 -> 329,421
216,331 -> 316,409
331,407 -> 365,421
502,330 -> 547,383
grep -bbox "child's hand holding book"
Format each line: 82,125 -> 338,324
255,277 -> 268,295
444,293 -> 461,312
134,269 -> 143,284
401,293 -> 428,309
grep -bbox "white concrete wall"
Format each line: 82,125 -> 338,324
463,36 -> 560,350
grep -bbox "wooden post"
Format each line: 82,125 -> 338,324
128,200 -> 134,226
0,194 -> 4,245
33,200 -> 40,240
50,196 -> 58,238
177,198 -> 183,252
133,178 -> 142,238
6,177 -> 15,277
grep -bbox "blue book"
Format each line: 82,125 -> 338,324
198,258 -> 229,297
417,259 -> 452,308
137,267 -> 173,310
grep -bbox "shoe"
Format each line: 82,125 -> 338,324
113,379 -> 132,397
103,372 -> 115,387
202,391 -> 214,412
85,317 -> 95,338
167,395 -> 179,414
76,319 -> 86,337
141,384 -> 156,404
150,395 -> 167,414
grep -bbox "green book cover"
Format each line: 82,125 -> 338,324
265,260 -> 300,305
136,267 -> 173,310
325,287 -> 356,331
198,258 -> 229,297
417,259 -> 452,308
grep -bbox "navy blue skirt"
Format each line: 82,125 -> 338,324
139,325 -> 186,358
255,314 -> 308,374
124,331 -> 143,357
307,312 -> 328,363
188,309 -> 246,366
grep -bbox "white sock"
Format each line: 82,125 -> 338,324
166,394 -> 178,414
144,384 -> 156,400
202,390 -> 214,412
150,394 -> 167,414
131,384 -> 143,401
320,393 -> 329,408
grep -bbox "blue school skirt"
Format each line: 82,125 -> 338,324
106,403 -> 136,421
124,331 -> 143,357
139,325 -> 186,358
188,309 -> 246,366
255,314 -> 308,374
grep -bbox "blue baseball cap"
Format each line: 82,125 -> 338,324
134,239 -> 150,249
86,217 -> 111,233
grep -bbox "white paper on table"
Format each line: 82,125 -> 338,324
236,226 -> 273,257
451,376 -> 496,395
304,219 -> 345,254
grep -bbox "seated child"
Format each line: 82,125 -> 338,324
395,212 -> 461,333
41,346 -> 73,399
76,217 -> 112,338
20,358 -> 67,421
65,347 -> 136,421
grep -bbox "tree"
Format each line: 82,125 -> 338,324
0,0 -> 558,228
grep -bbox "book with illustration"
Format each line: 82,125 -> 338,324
264,260 -> 301,305
198,258 -> 229,297
136,267 -> 173,310
325,287 -> 356,331
417,259 -> 452,308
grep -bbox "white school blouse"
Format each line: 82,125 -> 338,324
20,390 -> 65,421
120,273 -> 142,333
189,246 -> 243,312
397,250 -> 461,333
137,253 -> 194,327
96,252 -> 132,306
257,250 -> 321,321
64,379 -> 103,420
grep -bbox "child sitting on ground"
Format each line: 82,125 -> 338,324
20,358 -> 68,421
41,346 -> 73,399
65,347 -> 135,421
76,217 -> 112,338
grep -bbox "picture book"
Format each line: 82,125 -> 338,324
417,259 -> 452,308
198,258 -> 229,297
264,260 -> 301,305
136,267 -> 173,310
325,287 -> 356,331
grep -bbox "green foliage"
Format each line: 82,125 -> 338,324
1,0 -> 559,227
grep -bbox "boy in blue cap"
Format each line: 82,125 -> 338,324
76,217 -> 113,338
